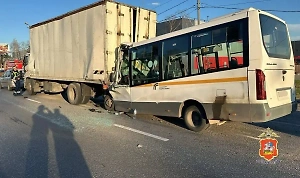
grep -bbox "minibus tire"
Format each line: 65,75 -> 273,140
104,95 -> 115,111
184,105 -> 208,132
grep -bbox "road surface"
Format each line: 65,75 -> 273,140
0,89 -> 299,178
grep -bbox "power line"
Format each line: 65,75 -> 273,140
159,5 -> 196,22
202,3 -> 300,13
215,0 -> 272,7
158,0 -> 191,15
153,0 -> 173,9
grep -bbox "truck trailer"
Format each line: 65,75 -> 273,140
24,0 -> 156,105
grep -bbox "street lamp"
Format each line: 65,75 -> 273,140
25,22 -> 30,28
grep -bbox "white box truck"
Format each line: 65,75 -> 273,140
24,0 -> 156,105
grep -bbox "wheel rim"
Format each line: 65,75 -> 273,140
28,82 -> 32,91
105,97 -> 113,108
191,111 -> 203,127
187,111 -> 203,128
69,88 -> 76,101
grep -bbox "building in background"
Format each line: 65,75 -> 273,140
156,17 -> 205,36
0,43 -> 9,70
0,43 -> 9,54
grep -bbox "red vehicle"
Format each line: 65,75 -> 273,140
295,56 -> 300,65
4,59 -> 23,71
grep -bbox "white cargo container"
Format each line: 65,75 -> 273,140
24,0 -> 156,105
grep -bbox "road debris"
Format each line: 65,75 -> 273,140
115,112 -> 124,115
88,108 -> 102,113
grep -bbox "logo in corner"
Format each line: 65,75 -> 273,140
258,127 -> 279,161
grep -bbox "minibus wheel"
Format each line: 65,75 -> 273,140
184,105 -> 209,132
104,95 -> 115,111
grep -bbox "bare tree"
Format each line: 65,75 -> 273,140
10,38 -> 21,59
19,40 -> 30,58
10,39 -> 29,60
165,14 -> 181,33
164,11 -> 194,33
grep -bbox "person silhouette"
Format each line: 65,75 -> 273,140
50,109 -> 92,178
26,106 -> 92,178
25,105 -> 51,178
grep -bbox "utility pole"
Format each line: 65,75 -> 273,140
197,0 -> 200,25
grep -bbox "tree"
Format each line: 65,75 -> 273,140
10,39 -> 29,59
164,11 -> 194,33
165,14 -> 182,33
10,38 -> 21,59
20,40 -> 30,58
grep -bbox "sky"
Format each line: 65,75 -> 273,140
0,0 -> 299,45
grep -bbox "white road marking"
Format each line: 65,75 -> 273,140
26,98 -> 41,104
2,99 -> 50,120
114,124 -> 169,141
240,134 -> 261,140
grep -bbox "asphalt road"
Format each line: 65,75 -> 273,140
0,89 -> 300,178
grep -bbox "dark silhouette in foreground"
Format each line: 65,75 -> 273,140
25,105 -> 92,178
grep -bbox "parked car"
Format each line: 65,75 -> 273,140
0,69 -> 24,91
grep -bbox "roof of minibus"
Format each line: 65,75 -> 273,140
128,7 -> 284,48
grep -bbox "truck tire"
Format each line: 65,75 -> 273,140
80,83 -> 91,104
7,85 -> 12,91
104,95 -> 115,111
67,83 -> 83,105
26,79 -> 37,95
183,105 -> 209,132
81,96 -> 90,104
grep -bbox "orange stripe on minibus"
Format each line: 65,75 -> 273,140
135,76 -> 248,87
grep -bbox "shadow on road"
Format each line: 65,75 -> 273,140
249,110 -> 300,137
91,97 -> 190,130
25,105 -> 92,178
90,96 -> 105,109
152,115 -> 188,130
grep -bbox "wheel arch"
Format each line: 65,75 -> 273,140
179,99 -> 208,120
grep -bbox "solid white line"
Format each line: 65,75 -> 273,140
114,124 -> 169,142
26,98 -> 41,104
2,99 -> 50,120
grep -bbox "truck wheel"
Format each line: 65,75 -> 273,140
81,96 -> 90,104
7,85 -> 12,91
26,79 -> 37,95
104,95 -> 115,111
67,83 -> 83,105
184,105 -> 209,132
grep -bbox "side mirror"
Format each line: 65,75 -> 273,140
109,72 -> 115,82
